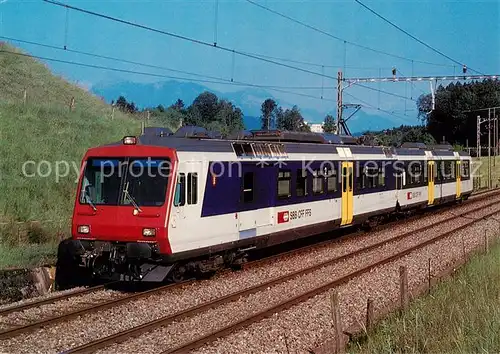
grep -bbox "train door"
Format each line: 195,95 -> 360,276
427,161 -> 435,205
170,161 -> 203,248
238,164 -> 272,236
456,160 -> 461,199
341,161 -> 354,226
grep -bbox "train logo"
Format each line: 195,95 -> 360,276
277,211 -> 290,224
407,191 -> 422,200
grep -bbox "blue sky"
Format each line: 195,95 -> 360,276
1,0 -> 499,124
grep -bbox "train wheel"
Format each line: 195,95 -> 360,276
55,239 -> 90,290
169,265 -> 186,283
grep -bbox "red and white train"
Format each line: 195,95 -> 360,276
55,127 -> 473,288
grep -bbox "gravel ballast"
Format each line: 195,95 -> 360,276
0,194 -> 499,354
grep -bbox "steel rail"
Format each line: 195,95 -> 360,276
63,198 -> 500,353
164,207 -> 500,354
0,280 -> 194,339
1,188 -> 496,342
243,188 -> 500,269
0,282 -> 120,316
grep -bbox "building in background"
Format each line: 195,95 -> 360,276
305,122 -> 324,133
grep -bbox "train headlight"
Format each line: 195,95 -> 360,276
123,136 -> 137,145
143,228 -> 156,237
77,225 -> 90,234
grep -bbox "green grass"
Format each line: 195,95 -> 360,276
0,43 -> 148,265
0,243 -> 57,269
348,243 -> 500,354
473,156 -> 500,189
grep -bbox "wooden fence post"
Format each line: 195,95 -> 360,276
330,291 -> 343,353
399,266 -> 408,310
23,88 -> 27,105
69,97 -> 75,112
111,105 -> 115,120
427,258 -> 432,293
461,234 -> 466,259
366,298 -> 374,330
484,230 -> 489,253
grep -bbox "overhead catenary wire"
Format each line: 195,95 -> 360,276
397,68 -> 427,96
1,35 -> 339,94
353,82 -> 417,102
245,0 -> 456,68
41,0 -> 339,82
353,0 -> 485,75
0,48 -> 337,103
238,50 -> 392,70
1,35 -> 232,83
343,91 -> 413,122
2,35 -> 419,105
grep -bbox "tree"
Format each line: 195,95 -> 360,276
171,99 -> 185,111
182,92 -> 244,137
323,114 -> 336,133
192,92 -> 219,122
365,125 -> 436,147
417,79 -> 500,145
277,106 -> 310,132
115,95 -> 137,113
126,101 -> 137,113
151,106 -> 185,130
260,98 -> 278,130
116,96 -> 128,111
215,100 -> 244,136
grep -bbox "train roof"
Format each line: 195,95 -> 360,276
101,126 -> 470,158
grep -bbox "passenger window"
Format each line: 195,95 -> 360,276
396,172 -> 403,189
444,161 -> 452,181
187,173 -> 198,205
364,166 -> 378,189
296,169 -> 308,197
378,167 -> 385,187
242,172 -> 254,203
277,170 -> 291,199
462,161 -> 470,179
174,173 -> 186,206
342,167 -> 347,192
348,167 -> 353,191
312,169 -> 324,195
326,167 -> 337,193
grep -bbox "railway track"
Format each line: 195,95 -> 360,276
0,280 -> 193,338
0,189 -> 498,352
56,195 -> 500,353
166,208 -> 499,354
0,282 -> 120,317
243,188 -> 500,270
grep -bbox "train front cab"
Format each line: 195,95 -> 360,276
56,139 -> 178,289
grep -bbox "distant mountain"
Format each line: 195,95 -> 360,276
92,80 -> 416,133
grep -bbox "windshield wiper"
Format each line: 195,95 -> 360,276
123,182 -> 142,213
83,190 -> 97,212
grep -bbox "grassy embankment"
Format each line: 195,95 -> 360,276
348,241 -> 500,353
473,156 -> 500,189
0,43 -> 147,268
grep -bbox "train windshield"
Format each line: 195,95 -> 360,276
79,158 -> 170,207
